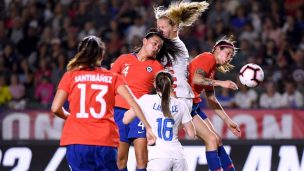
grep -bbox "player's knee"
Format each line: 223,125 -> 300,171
205,134 -> 218,149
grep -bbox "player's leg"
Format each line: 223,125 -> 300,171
192,115 -> 221,171
172,158 -> 189,171
191,103 -> 221,171
133,138 -> 148,170
117,142 -> 131,170
205,119 -> 235,171
147,158 -> 173,171
128,117 -> 148,170
114,107 -> 131,170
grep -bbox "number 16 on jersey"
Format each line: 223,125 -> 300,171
156,118 -> 174,141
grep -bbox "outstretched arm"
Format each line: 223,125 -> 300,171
193,68 -> 238,90
117,85 -> 156,145
205,90 -> 241,137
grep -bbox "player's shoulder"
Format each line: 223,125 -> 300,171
96,67 -> 121,77
150,60 -> 164,69
115,53 -> 136,62
154,60 -> 164,68
195,52 -> 214,60
191,52 -> 215,64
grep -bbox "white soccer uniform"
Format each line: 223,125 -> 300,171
137,94 -> 192,171
164,37 -> 194,111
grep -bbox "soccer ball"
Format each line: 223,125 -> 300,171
239,63 -> 264,87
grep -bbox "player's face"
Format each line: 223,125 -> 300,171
157,18 -> 175,38
215,47 -> 234,65
143,35 -> 163,58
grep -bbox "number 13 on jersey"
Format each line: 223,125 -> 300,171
76,83 -> 108,119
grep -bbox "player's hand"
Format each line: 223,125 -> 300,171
221,80 -> 238,90
226,119 -> 241,137
146,128 -> 157,146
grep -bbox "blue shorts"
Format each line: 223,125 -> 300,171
66,144 -> 118,171
114,107 -> 146,144
191,103 -> 208,119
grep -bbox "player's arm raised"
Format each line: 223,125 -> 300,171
117,85 -> 156,145
193,68 -> 238,90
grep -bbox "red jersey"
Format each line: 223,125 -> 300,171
188,52 -> 216,103
58,67 -> 125,147
111,53 -> 164,109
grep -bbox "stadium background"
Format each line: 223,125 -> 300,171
0,0 -> 303,170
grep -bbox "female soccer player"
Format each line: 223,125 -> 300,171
123,71 -> 196,171
189,36 -> 241,171
155,2 -> 240,171
111,30 -> 181,171
51,36 -> 156,171
155,1 -> 209,112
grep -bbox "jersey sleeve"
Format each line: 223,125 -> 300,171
196,53 -> 215,74
58,71 -> 72,93
111,55 -> 125,74
180,101 -> 192,124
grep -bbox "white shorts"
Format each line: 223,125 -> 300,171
147,158 -> 189,171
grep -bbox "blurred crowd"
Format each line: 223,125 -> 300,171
0,0 -> 303,110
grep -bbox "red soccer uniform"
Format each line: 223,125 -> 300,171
188,52 -> 216,103
58,68 -> 125,147
111,53 -> 164,109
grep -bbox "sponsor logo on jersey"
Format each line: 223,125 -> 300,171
146,66 -> 153,72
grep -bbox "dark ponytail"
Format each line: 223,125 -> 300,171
133,28 -> 181,66
67,36 -> 105,71
155,71 -> 174,118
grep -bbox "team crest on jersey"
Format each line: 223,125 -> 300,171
146,66 -> 153,72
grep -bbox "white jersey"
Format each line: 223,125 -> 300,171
137,94 -> 192,160
164,37 -> 194,99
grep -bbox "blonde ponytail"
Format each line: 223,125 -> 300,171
155,1 -> 209,27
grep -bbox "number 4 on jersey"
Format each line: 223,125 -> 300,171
122,66 -> 130,77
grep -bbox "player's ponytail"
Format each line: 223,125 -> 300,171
67,36 -> 105,71
156,71 -> 174,118
154,1 -> 209,28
